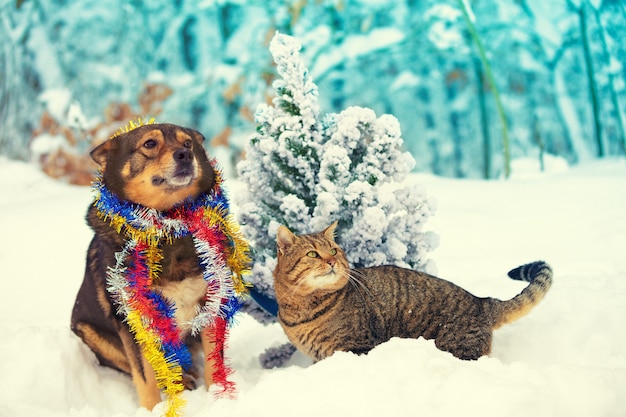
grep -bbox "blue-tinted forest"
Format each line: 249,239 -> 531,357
1,0 -> 625,180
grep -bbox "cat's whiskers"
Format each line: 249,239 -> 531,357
347,270 -> 373,307
349,269 -> 372,295
347,277 -> 366,307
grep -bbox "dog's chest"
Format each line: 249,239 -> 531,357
155,274 -> 206,335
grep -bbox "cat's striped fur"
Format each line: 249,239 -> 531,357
274,222 -> 552,361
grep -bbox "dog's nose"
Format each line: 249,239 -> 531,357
173,148 -> 193,162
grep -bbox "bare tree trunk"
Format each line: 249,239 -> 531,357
579,1 -> 604,156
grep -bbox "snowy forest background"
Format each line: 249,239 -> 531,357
2,2 -> 626,415
2,0 -> 625,180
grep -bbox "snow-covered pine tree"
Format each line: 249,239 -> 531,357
237,32 -> 438,322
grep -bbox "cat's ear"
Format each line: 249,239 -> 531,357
323,221 -> 338,241
276,225 -> 296,255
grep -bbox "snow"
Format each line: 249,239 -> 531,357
526,0 -> 567,61
1,156 -> 626,417
390,70 -> 421,92
309,27 -> 404,80
424,4 -> 466,51
38,88 -> 73,122
554,72 -> 594,162
341,27 -> 404,60
29,133 -> 70,160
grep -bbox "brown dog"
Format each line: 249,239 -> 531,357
71,123 -> 220,410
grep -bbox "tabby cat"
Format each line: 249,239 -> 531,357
273,222 -> 552,361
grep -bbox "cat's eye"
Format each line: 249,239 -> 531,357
330,248 -> 337,255
307,251 -> 319,258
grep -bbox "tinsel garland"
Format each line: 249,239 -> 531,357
92,159 -> 250,417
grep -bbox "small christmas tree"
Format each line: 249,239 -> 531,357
237,32 -> 438,322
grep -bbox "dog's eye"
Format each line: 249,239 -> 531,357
184,140 -> 192,149
143,139 -> 157,149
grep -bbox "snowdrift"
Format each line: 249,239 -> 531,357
0,157 -> 625,417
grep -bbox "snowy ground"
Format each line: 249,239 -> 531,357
0,156 -> 625,417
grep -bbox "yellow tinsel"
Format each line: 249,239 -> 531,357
110,117 -> 156,139
201,207 -> 252,294
126,309 -> 186,417
95,209 -> 166,247
145,242 -> 163,284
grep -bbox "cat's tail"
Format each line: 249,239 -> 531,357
489,261 -> 553,329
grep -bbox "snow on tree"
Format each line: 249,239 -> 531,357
237,32 -> 438,321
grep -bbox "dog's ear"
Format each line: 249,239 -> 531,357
90,140 -> 113,168
189,129 -> 205,145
